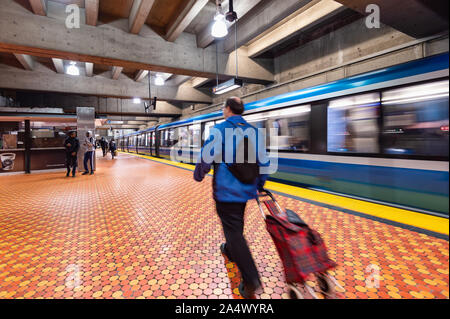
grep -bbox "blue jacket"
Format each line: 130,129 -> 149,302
194,115 -> 269,203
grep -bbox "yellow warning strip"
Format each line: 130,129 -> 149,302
264,181 -> 449,236
120,151 -> 449,236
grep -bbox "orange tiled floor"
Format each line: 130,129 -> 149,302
0,152 -> 448,299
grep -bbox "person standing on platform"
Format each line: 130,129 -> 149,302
109,139 -> 117,160
194,97 -> 269,299
82,131 -> 95,176
64,130 -> 79,177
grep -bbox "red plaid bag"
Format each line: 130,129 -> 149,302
264,202 -> 336,284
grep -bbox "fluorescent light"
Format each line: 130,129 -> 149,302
133,98 -> 141,104
155,75 -> 165,86
382,93 -> 449,105
66,61 -> 79,76
211,13 -> 228,38
383,80 -> 449,103
213,78 -> 243,95
329,92 -> 380,109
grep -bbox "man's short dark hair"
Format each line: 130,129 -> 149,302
225,97 -> 245,115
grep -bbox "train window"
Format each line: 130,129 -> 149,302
328,93 -> 380,153
168,128 -> 177,147
381,80 -> 449,157
161,130 -> 169,147
176,126 -> 189,147
189,124 -> 201,148
139,134 -> 145,147
245,105 -> 311,152
203,122 -> 215,142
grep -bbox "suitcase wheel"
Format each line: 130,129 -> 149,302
288,285 -> 304,299
288,283 -> 318,299
316,273 -> 342,299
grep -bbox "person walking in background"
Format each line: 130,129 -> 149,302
109,139 -> 117,159
194,97 -> 269,299
100,137 -> 108,157
82,131 -> 95,176
64,130 -> 79,177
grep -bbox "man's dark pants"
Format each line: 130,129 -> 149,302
215,201 -> 261,288
83,151 -> 94,173
66,155 -> 77,175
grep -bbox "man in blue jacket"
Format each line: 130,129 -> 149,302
194,97 -> 268,299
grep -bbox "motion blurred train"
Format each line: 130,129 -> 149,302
118,53 -> 449,216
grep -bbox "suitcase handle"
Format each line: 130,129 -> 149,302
256,189 -> 285,220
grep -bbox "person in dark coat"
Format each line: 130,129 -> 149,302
100,137 -> 108,157
109,139 -> 117,159
64,130 -> 80,177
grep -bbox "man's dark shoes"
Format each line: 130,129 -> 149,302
238,281 -> 260,299
82,171 -> 89,175
220,243 -> 233,262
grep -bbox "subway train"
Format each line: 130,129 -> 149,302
118,53 -> 449,216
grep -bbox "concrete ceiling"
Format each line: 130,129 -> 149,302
1,0 -> 448,130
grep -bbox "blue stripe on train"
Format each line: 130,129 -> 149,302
276,157 -> 449,197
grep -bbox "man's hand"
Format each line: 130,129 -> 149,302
71,152 -> 76,156
67,143 -> 71,147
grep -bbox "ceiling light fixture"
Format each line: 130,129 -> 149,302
133,98 -> 141,104
211,1 -> 228,38
66,61 -> 79,76
213,78 -> 243,95
154,74 -> 165,86
212,1 -> 241,95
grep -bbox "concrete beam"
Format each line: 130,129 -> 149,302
0,0 -> 273,83
196,0 -> 264,49
166,75 -> 191,87
0,63 -> 213,104
223,0 -> 314,53
52,58 -> 64,73
85,62 -> 93,77
191,77 -> 210,88
165,0 -> 209,42
13,54 -> 35,70
129,0 -> 156,34
111,66 -> 123,80
85,0 -> 99,26
135,70 -> 149,82
334,0 -> 449,38
247,0 -> 344,57
28,0 -> 47,16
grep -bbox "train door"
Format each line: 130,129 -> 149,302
135,135 -> 139,154
155,129 -> 160,157
150,132 -> 154,156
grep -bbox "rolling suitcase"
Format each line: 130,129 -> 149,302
256,190 -> 342,299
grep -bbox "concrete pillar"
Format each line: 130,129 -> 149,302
77,107 -> 96,172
